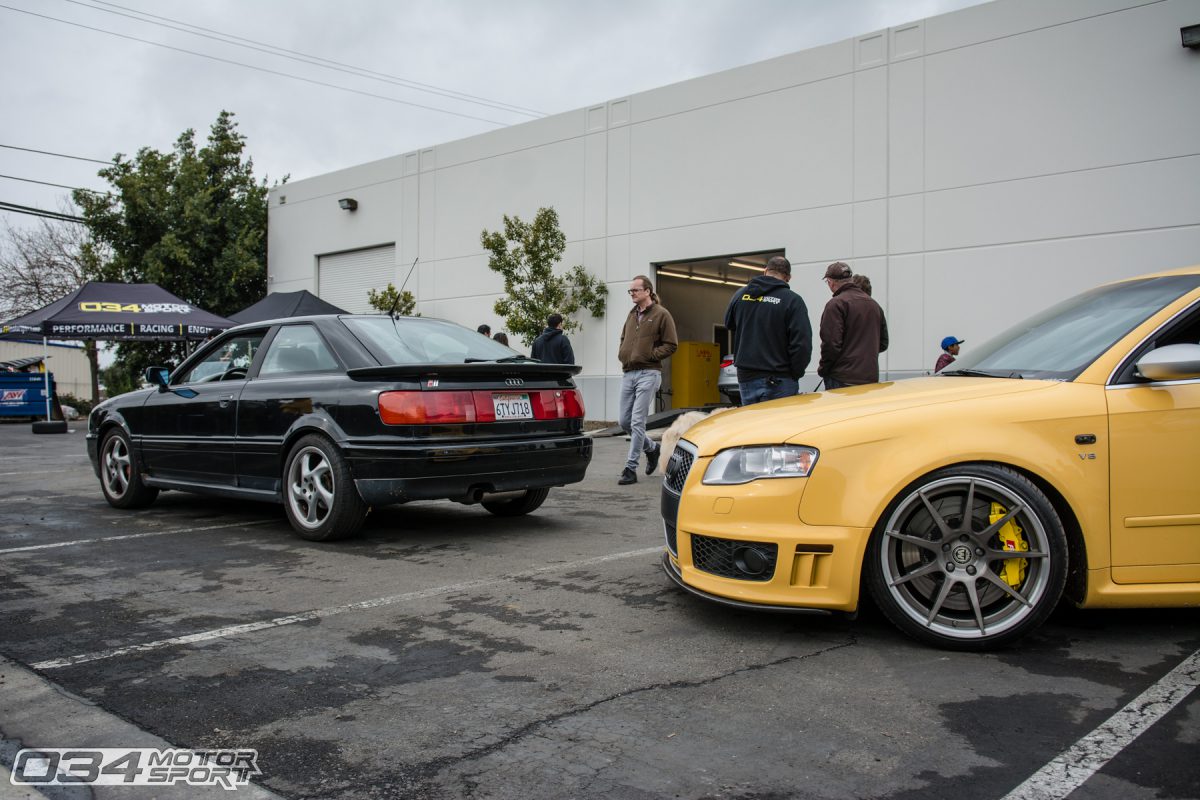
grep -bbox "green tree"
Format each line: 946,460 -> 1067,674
366,283 -> 419,316
72,110 -> 275,385
480,207 -> 606,347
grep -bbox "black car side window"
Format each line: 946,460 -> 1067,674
259,325 -> 340,377
178,333 -> 265,384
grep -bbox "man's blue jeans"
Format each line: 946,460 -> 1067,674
619,369 -> 661,470
738,375 -> 799,405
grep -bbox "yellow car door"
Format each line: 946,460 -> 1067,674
1107,366 -> 1200,584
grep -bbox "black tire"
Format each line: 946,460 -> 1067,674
98,428 -> 159,509
282,434 -> 368,541
32,420 -> 68,434
482,487 -> 550,517
865,464 -> 1067,651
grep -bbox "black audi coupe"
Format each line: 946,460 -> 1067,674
86,315 -> 593,540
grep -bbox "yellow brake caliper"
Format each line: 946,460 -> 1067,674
991,502 -> 1028,587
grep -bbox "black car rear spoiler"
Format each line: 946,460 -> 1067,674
347,362 -> 583,380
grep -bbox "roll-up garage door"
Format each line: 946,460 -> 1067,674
317,245 -> 396,313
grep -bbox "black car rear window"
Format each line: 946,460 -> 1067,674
343,317 -> 517,365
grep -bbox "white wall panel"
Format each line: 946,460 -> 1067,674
926,155 -> 1200,252
924,0 -> 1157,54
926,2 -> 1200,191
433,138 -> 586,261
854,200 -> 887,258
427,253 -> 502,303
584,132 -> 607,240
888,57 -> 924,197
606,127 -> 632,237
853,67 -> 888,201
884,254 -> 927,374
629,76 -> 854,232
630,40 -> 852,124
889,195 -> 924,255
434,110 -> 585,169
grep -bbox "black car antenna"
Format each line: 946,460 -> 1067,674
389,257 -> 420,320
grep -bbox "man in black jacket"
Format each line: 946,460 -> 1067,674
724,256 -> 812,405
530,313 -> 575,364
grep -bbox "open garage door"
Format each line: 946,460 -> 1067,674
317,245 -> 396,314
654,250 -> 784,410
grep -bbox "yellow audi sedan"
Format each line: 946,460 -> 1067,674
661,266 -> 1200,649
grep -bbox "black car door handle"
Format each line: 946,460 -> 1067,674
218,394 -> 236,408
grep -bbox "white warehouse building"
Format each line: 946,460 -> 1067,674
267,0 -> 1200,420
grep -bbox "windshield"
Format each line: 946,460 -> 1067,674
948,275 -> 1200,380
343,316 -> 519,365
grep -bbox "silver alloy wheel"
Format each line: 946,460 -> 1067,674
287,445 -> 335,531
102,435 -> 131,499
879,475 -> 1053,641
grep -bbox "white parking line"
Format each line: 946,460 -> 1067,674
0,469 -> 80,477
1002,648 -> 1200,800
0,519 -> 276,554
31,546 -> 663,671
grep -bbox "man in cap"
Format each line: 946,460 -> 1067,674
935,336 -> 963,373
723,255 -> 812,405
817,261 -> 888,389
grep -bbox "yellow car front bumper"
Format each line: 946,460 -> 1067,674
663,520 -> 872,612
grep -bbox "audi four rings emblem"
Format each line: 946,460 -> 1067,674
505,378 -> 524,387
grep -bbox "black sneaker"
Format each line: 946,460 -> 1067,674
645,444 -> 661,475
618,467 -> 637,485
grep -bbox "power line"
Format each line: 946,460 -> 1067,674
70,0 -> 545,118
0,4 -> 515,127
0,174 -> 108,194
0,143 -> 113,165
0,201 -> 86,223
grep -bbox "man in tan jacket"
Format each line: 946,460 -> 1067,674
617,274 -> 678,485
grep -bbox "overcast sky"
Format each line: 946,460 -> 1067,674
1,0 -> 992,226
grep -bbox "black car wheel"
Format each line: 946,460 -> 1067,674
99,428 -> 159,509
283,434 -> 368,541
865,464 -> 1067,651
481,487 -> 550,517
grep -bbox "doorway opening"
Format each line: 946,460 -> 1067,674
653,249 -> 784,410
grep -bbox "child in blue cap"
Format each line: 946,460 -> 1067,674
935,336 -> 963,373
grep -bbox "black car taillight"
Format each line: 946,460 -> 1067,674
378,389 -> 585,424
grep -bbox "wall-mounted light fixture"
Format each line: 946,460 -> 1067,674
338,197 -> 358,211
1183,24 -> 1200,49
728,260 -> 765,271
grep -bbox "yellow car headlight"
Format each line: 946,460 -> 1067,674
702,445 -> 819,485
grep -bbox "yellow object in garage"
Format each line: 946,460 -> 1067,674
672,341 -> 721,407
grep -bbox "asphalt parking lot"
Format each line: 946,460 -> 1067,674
0,421 -> 1197,800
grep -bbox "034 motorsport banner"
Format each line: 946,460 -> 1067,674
0,282 -> 234,341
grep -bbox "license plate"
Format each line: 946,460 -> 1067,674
493,393 -> 533,420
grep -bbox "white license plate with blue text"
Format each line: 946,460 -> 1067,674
493,393 -> 533,420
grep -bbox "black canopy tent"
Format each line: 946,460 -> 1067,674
1,282 -> 233,341
0,282 -> 234,430
229,290 -> 347,324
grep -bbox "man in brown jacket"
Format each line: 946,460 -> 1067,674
817,261 -> 888,388
617,275 -> 678,485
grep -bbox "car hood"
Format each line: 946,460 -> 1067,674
683,377 -> 1057,456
